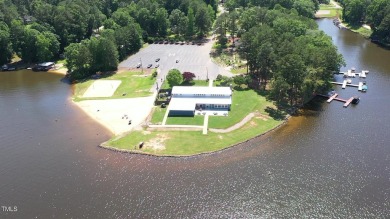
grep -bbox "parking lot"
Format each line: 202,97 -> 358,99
119,40 -> 232,90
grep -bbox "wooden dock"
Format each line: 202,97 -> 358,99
343,97 -> 354,108
327,93 -> 338,102
318,93 -> 357,108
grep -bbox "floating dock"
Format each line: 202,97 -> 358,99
335,70 -> 369,78
331,80 -> 365,91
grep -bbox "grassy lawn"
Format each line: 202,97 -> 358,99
150,107 -> 167,124
105,113 -> 282,156
161,80 -> 210,89
166,116 -> 204,126
317,4 -> 342,18
345,24 -> 372,38
72,71 -> 156,101
231,67 -> 247,74
208,89 -> 274,129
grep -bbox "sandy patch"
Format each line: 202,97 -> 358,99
362,24 -> 371,30
145,134 -> 169,150
74,95 -> 155,135
83,80 -> 121,97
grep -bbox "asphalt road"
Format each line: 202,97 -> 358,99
118,39 -> 233,91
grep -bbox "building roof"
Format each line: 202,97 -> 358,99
39,62 -> 55,67
172,86 -> 232,95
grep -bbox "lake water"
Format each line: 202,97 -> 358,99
0,19 -> 389,218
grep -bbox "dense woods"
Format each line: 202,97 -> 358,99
0,0 -> 217,79
214,1 -> 344,107
338,0 -> 390,45
1,0 -> 352,107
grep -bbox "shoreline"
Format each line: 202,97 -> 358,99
72,95 -> 156,136
99,115 -> 290,158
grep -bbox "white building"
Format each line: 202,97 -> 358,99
168,86 -> 232,116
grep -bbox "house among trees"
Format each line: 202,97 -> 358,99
168,86 -> 232,116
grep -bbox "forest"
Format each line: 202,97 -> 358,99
1,0 -> 347,107
0,0 -> 218,74
214,0 -> 344,107
337,0 -> 390,46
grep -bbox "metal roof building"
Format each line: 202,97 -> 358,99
168,86 -> 232,116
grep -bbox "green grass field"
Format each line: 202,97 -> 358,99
105,88 -> 285,156
105,114 -> 282,156
317,4 -> 342,18
72,71 -> 156,101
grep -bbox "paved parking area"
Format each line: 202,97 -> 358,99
119,40 -> 232,91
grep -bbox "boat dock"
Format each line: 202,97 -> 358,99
335,70 -> 369,78
318,93 -> 359,108
331,80 -> 366,91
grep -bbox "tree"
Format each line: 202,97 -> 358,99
293,0 -> 316,18
342,0 -> 366,25
166,69 -> 183,87
195,6 -> 212,36
169,9 -> 188,36
0,21 -> 12,65
187,8 -> 195,37
154,8 -> 169,37
233,75 -> 247,86
35,31 -> 60,61
64,42 -> 92,80
114,23 -> 142,60
182,71 -> 196,82
111,8 -> 133,27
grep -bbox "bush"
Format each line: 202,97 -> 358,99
216,74 -> 223,81
152,70 -> 157,77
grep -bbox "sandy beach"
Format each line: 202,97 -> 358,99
73,95 -> 156,135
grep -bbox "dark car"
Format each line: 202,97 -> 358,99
136,63 -> 141,68
155,58 -> 160,62
147,64 -> 152,68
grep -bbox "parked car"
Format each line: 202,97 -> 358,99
147,64 -> 152,68
176,59 -> 179,63
155,58 -> 160,62
136,63 -> 141,68
155,64 -> 159,68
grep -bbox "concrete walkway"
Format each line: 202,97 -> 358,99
203,115 -> 209,134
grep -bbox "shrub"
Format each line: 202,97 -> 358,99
182,72 -> 196,82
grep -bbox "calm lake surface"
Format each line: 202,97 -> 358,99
0,19 -> 389,218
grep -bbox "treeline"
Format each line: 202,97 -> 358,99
0,0 -> 217,79
338,0 -> 390,45
215,4 -> 344,107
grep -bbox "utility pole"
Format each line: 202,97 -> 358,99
140,58 -> 143,74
